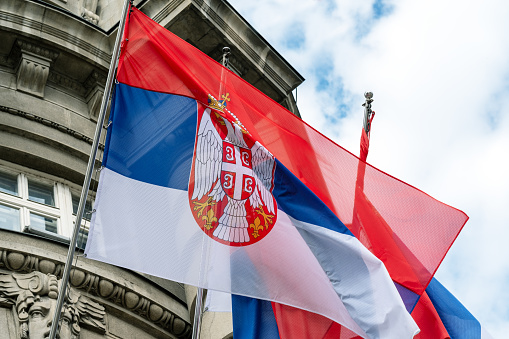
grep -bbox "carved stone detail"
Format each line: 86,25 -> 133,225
0,249 -> 191,338
47,72 -> 87,97
10,40 -> 59,98
81,0 -> 100,25
83,70 -> 107,90
0,271 -> 106,339
84,70 -> 107,120
86,87 -> 104,121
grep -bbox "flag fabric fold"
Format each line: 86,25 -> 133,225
412,278 -> 493,339
232,278 -> 494,339
85,6 -> 469,338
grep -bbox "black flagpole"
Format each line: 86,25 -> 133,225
48,0 -> 132,337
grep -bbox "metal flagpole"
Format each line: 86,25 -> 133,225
191,287 -> 204,339
48,0 -> 132,337
191,46 -> 231,339
362,91 -> 374,136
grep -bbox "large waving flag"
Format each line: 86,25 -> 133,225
85,6 -> 467,338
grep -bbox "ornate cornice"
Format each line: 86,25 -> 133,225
0,11 -> 111,65
12,39 -> 60,61
0,247 -> 191,338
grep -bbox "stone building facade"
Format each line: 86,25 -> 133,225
0,0 -> 303,338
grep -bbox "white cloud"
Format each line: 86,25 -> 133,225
229,0 -> 509,336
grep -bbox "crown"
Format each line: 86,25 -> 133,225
208,93 -> 230,111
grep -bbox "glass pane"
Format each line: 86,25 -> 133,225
72,195 -> 93,221
76,228 -> 89,249
28,180 -> 55,206
0,171 -> 18,196
0,203 -> 20,231
30,213 -> 58,233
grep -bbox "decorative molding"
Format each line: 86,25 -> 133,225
0,105 -> 106,149
0,11 -> 111,65
84,70 -> 107,90
0,248 -> 192,338
12,40 -> 60,61
152,0 -> 187,23
47,71 -> 88,97
0,271 -> 106,338
10,39 -> 59,98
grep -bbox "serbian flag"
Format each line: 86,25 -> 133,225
412,278 -> 493,339
232,278 -> 494,339
84,6 -> 468,338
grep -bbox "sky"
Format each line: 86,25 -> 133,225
228,0 -> 509,336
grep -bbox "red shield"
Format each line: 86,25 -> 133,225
221,141 -> 256,201
189,107 -> 277,247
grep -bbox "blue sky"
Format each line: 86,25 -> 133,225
229,0 -> 509,337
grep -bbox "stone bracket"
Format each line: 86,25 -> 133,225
84,70 -> 107,121
10,39 -> 59,98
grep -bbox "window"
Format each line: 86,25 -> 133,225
28,180 -> 55,206
0,163 -> 94,247
30,212 -> 58,233
72,194 -> 93,221
0,203 -> 20,231
0,171 -> 18,196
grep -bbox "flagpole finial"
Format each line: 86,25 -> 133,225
222,47 -> 230,67
362,91 -> 375,134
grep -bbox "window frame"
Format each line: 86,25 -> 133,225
0,161 -> 95,242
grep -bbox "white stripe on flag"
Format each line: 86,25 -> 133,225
86,168 -> 418,338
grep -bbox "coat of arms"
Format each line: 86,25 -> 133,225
189,99 -> 277,246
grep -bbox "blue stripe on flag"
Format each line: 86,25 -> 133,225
232,295 -> 280,339
105,84 -> 197,190
273,160 -> 353,236
427,278 -> 482,339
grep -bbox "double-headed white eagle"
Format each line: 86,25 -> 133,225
191,108 -> 276,243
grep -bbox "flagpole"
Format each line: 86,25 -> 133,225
190,46 -> 231,339
192,287 -> 204,339
48,0 -> 132,338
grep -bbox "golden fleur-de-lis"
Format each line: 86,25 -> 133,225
202,208 -> 217,230
255,206 -> 274,229
249,217 -> 264,238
